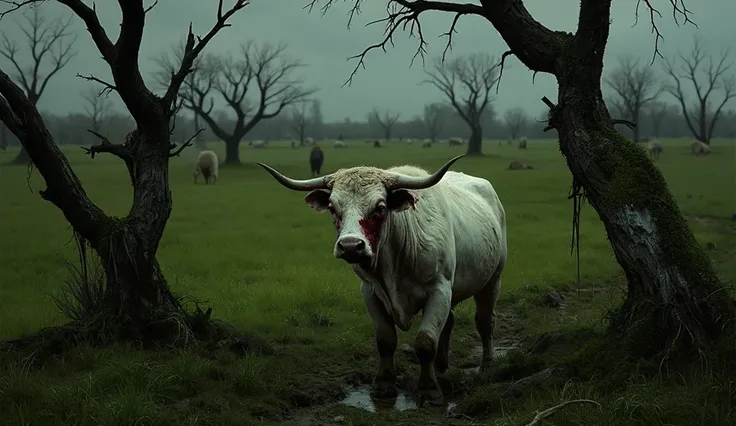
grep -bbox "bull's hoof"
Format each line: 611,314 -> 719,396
418,387 -> 444,407
371,380 -> 398,398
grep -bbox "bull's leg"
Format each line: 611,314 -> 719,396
474,273 -> 502,372
415,284 -> 452,406
435,309 -> 455,374
360,282 -> 398,398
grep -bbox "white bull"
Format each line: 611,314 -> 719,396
257,155 -> 507,406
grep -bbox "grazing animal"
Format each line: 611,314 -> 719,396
422,141 -> 432,148
691,141 -> 711,155
256,155 -> 507,406
310,146 -> 325,177
373,140 -> 383,148
647,139 -> 663,160
508,160 -> 534,170
448,137 -> 464,146
518,136 -> 528,149
334,140 -> 347,148
194,150 -> 219,184
251,140 -> 267,148
305,137 -> 314,146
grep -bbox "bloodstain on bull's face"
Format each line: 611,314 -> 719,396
359,211 -> 387,250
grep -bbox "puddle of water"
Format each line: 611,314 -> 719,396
340,385 -> 417,412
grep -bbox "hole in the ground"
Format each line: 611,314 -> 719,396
340,385 -> 417,412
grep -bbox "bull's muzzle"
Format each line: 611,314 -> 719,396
335,236 -> 370,264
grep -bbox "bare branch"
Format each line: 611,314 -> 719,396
310,0 -> 563,87
662,36 -> 735,144
81,87 -> 112,134
605,55 -> 663,123
76,73 -> 116,95
0,66 -> 106,240
0,6 -> 77,104
168,128 -> 203,157
633,0 -> 696,65
368,107 -> 400,140
524,399 -> 601,426
81,129 -> 130,161
156,41 -> 317,147
162,0 -> 251,110
503,107 -> 528,139
423,53 -> 499,129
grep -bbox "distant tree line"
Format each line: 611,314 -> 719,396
1,102 -> 734,151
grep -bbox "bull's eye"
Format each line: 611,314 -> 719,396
327,203 -> 336,214
374,201 -> 387,214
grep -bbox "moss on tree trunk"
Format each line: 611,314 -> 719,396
551,43 -> 735,362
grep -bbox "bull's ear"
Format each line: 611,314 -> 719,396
305,189 -> 331,211
387,189 -> 416,212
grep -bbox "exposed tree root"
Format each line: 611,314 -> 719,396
525,399 -> 601,426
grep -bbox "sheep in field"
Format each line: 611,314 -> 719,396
334,140 -> 347,148
194,150 -> 219,184
691,141 -> 711,155
518,136 -> 528,149
647,139 -> 663,160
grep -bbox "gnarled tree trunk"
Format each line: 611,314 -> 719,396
467,124 -> 483,156
225,139 -> 241,164
550,16 -> 734,357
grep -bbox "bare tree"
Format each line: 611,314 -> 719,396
646,101 -> 672,139
289,100 -> 311,146
423,102 -> 449,142
81,88 -> 111,141
503,107 -> 528,140
424,53 -> 499,156
0,0 -> 248,346
663,37 -> 735,145
315,0 -> 735,397
604,55 -> 662,142
0,6 -> 76,164
155,42 -> 316,164
369,108 -> 400,140
0,121 -> 7,150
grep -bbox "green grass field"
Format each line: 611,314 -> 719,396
0,139 -> 734,425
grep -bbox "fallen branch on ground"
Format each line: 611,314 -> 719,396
525,399 -> 601,426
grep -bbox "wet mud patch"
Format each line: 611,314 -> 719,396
338,336 -> 521,414
340,385 -> 418,412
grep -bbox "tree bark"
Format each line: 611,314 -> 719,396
466,124 -> 483,156
551,26 -> 734,356
225,139 -> 241,164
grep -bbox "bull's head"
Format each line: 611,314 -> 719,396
257,155 -> 464,266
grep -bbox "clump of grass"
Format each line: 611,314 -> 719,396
49,234 -> 106,323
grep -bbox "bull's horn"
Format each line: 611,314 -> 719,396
256,162 -> 330,191
388,154 -> 465,190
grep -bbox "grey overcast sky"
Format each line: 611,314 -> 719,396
0,0 -> 733,122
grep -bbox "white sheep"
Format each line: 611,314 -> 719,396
251,140 -> 267,148
691,140 -> 710,155
647,139 -> 663,160
194,150 -> 219,184
518,136 -> 528,149
334,140 -> 347,148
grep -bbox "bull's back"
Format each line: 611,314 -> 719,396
439,172 -> 506,293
